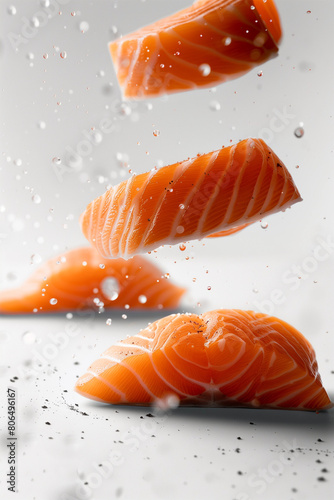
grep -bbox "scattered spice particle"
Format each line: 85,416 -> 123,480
45,422 -> 51,425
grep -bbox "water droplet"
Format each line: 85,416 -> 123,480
71,11 -> 76,16
64,151 -> 82,171
122,314 -> 127,320
40,0 -> 50,7
252,288 -> 259,294
27,52 -> 34,60
50,298 -> 58,305
60,51 -> 67,59
22,331 -> 36,345
294,127 -> 304,138
43,53 -> 48,60
209,100 -> 221,111
253,33 -> 267,47
176,225 -> 184,234
160,63 -> 165,69
99,263 -> 105,269
79,21 -> 89,33
138,295 -> 147,304
92,130 -> 103,143
154,394 -> 180,412
30,254 -> 42,265
257,70 -> 263,77
52,157 -> 61,165
223,37 -> 232,46
66,312 -> 73,319
14,158 -> 22,166
32,194 -> 41,204
165,394 -> 180,409
101,277 -> 120,301
82,261 -> 87,267
96,69 -> 105,78
207,286 -> 211,291
117,102 -> 132,116
106,318 -> 112,326
179,244 -> 186,251
153,129 -> 160,137
199,64 -> 211,77
31,16 -> 40,27
8,5 -> 17,15
179,204 -> 185,210
38,120 -> 46,130
260,220 -> 268,229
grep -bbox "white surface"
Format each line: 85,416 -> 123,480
0,1 -> 334,499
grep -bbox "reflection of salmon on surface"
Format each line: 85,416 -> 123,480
81,138 -> 302,259
109,0 -> 282,98
0,248 -> 186,314
75,309 -> 333,411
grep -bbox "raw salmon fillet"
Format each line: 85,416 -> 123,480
75,310 -> 333,411
81,138 -> 301,259
0,247 -> 185,314
109,0 -> 282,98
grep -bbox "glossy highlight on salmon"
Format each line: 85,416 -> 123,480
75,309 -> 333,411
81,138 -> 301,259
109,0 -> 282,98
0,247 -> 185,314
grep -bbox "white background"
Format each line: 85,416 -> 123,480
0,1 -> 333,499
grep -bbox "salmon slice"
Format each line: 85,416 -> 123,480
109,0 -> 282,98
0,247 -> 185,314
75,309 -> 333,411
81,138 -> 302,259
